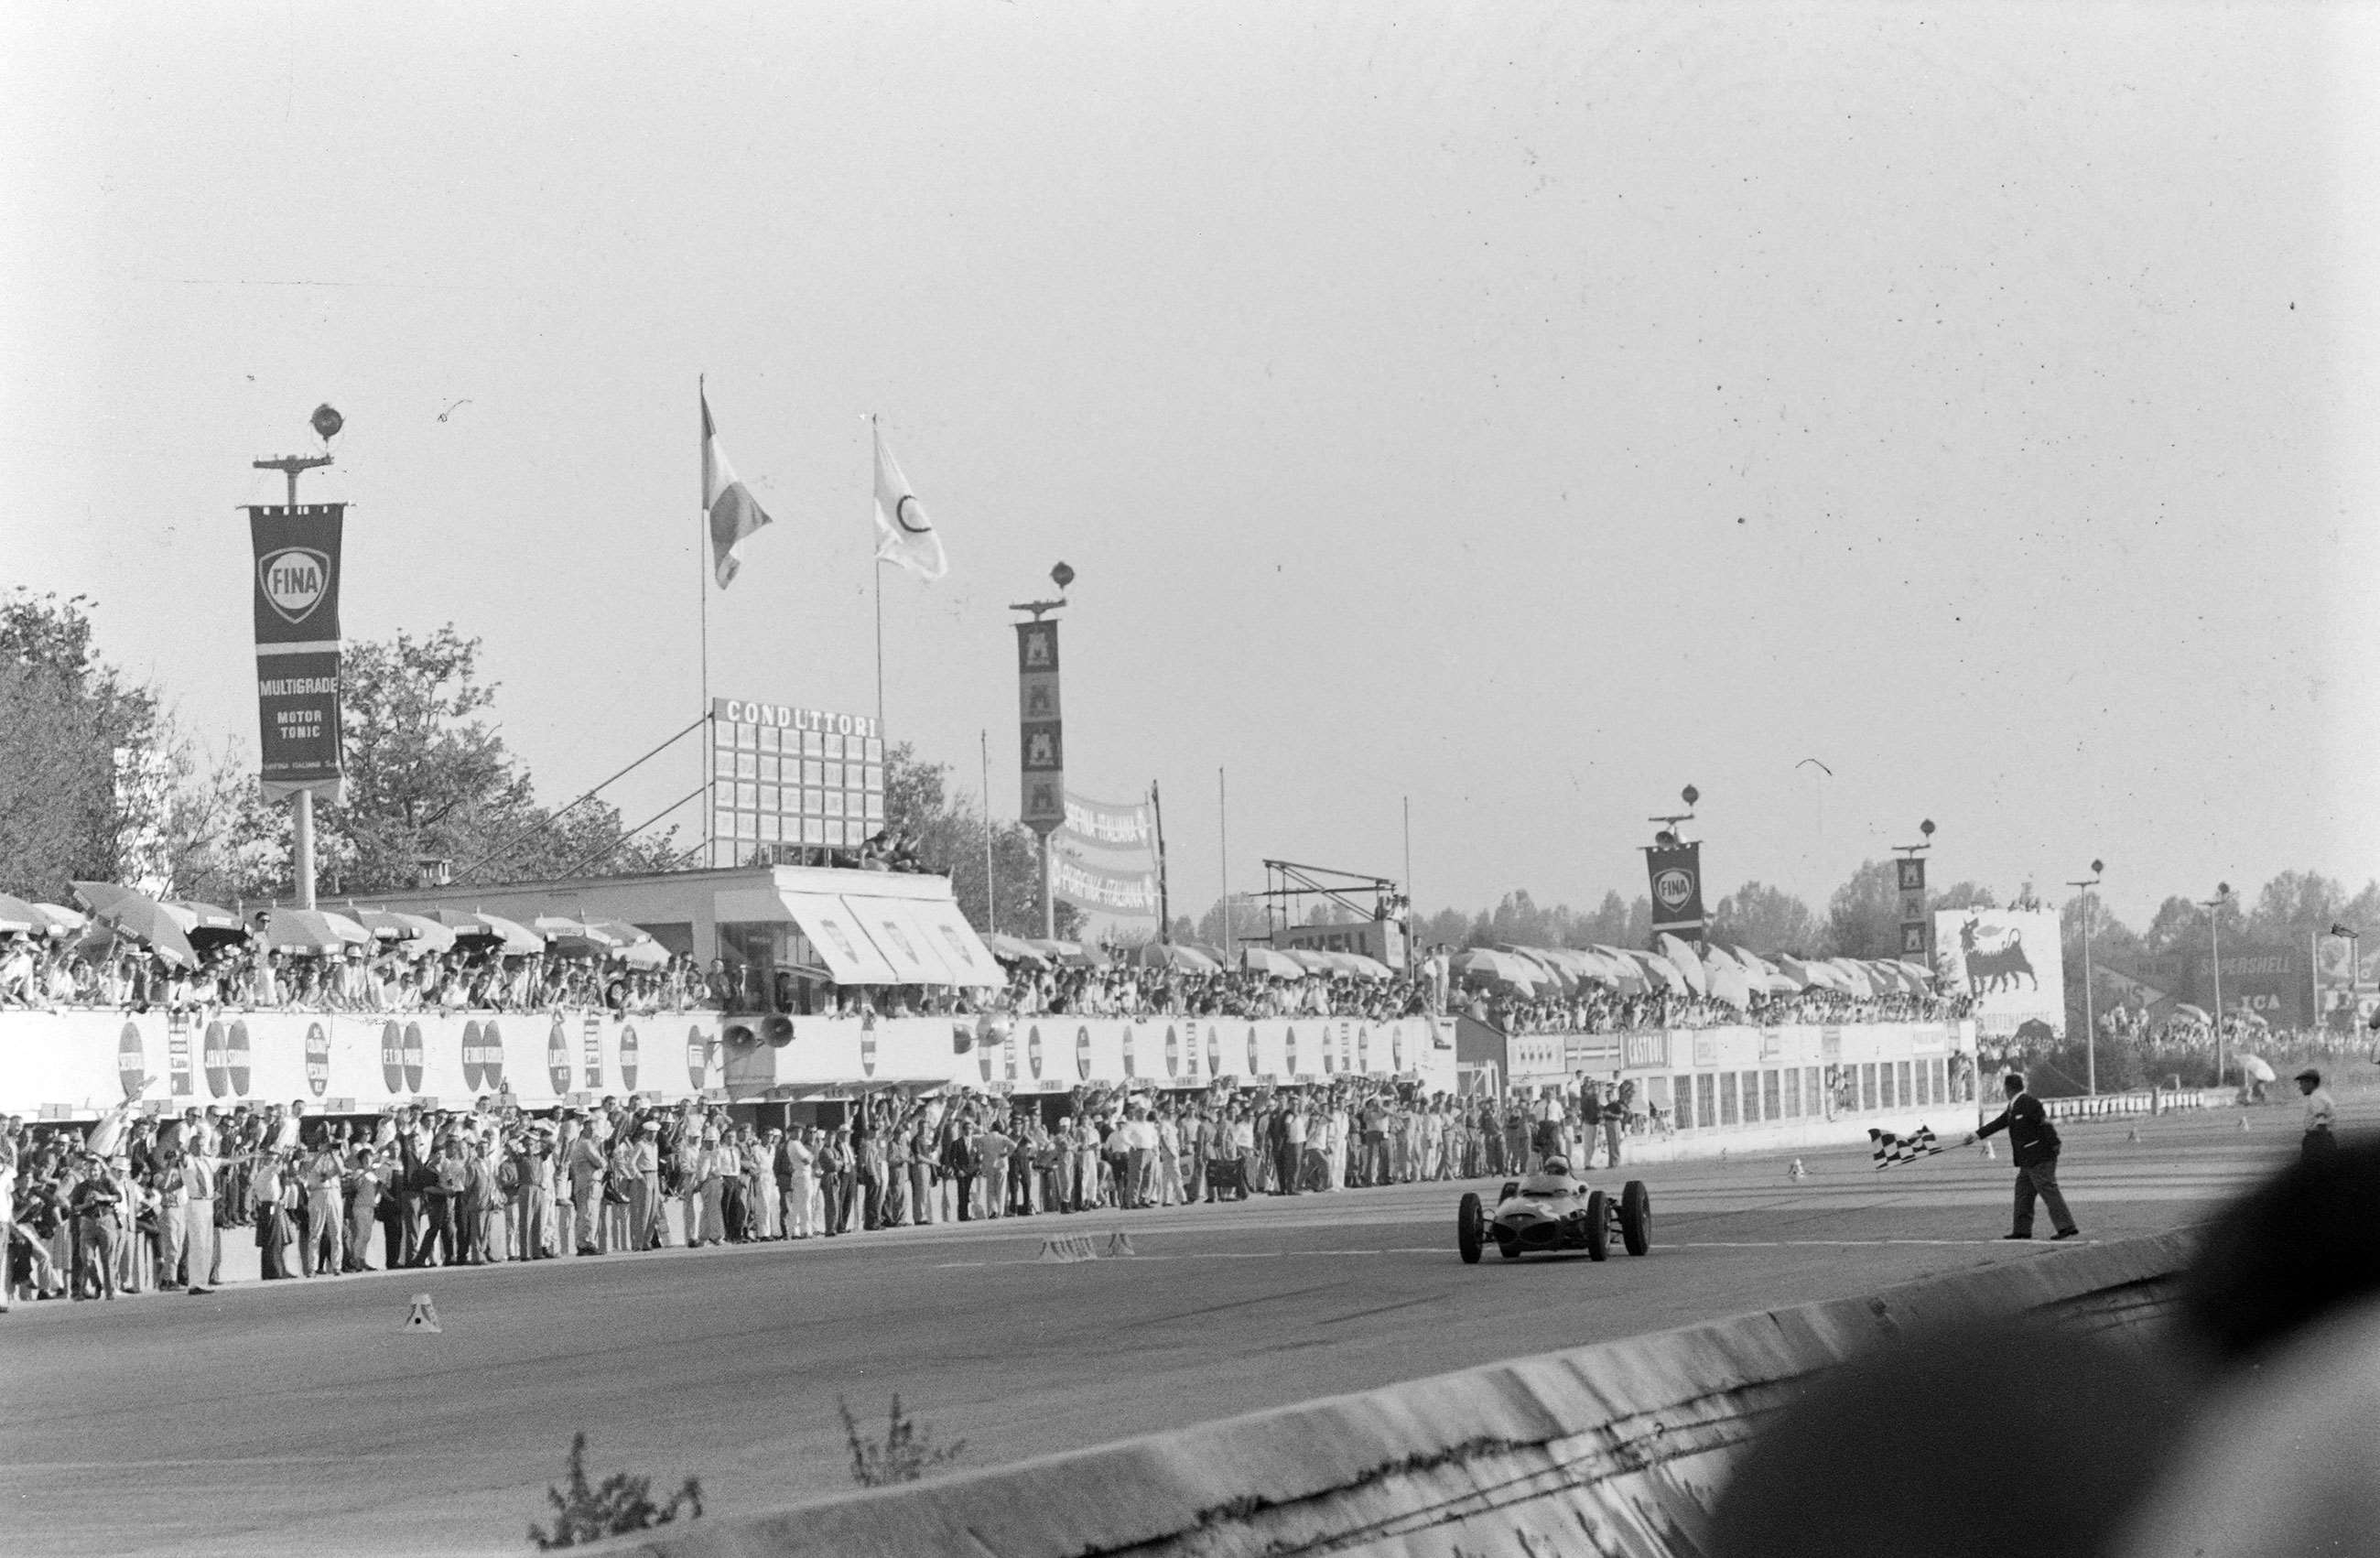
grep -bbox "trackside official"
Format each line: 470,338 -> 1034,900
2296,1068 -> 2337,1160
1965,1072 -> 2081,1242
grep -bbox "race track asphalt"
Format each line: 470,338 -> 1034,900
0,1107 -> 2324,1557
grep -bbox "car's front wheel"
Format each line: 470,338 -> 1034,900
1457,1192 -> 1484,1265
1620,1180 -> 1652,1257
1583,1190 -> 1609,1261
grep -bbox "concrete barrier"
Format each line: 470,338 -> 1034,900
586,1229 -> 2194,1557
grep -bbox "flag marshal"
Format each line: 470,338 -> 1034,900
872,422 -> 947,580
702,388 -> 774,589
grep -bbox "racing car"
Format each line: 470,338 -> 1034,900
1457,1158 -> 1651,1262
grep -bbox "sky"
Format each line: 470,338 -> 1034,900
4,1 -> 2375,932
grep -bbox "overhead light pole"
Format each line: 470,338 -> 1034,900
2067,861 -> 2104,1094
2200,882 -> 2232,1095
252,405 -> 341,910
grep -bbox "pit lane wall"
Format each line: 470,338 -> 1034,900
0,1011 -> 1461,1119
587,1229 -> 2195,1558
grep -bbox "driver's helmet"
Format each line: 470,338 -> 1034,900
1539,1155 -> 1570,1177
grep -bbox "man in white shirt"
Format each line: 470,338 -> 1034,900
2296,1067 -> 2338,1159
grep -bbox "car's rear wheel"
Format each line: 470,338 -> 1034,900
1457,1193 -> 1484,1265
1620,1180 -> 1652,1256
1583,1190 -> 1609,1261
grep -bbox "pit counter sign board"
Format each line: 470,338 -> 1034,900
1017,621 -> 1064,835
247,504 -> 347,801
710,699 -> 885,868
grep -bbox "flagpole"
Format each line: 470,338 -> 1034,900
870,413 -> 886,732
981,728 -> 997,935
699,375 -> 711,871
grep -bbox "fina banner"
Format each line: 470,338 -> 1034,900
247,504 -> 346,802
1645,842 -> 1705,936
1933,907 -> 2066,1039
1017,620 -> 1065,834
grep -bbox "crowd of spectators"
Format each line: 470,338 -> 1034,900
1000,960 -> 1435,1022
0,932 -> 712,1018
3,1075 -> 1646,1305
1478,982 -> 1974,1035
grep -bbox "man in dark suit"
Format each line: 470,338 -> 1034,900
1966,1071 -> 2080,1241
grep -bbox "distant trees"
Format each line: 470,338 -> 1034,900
1707,882 -> 1819,956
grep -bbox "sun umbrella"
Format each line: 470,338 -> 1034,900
431,907 -> 544,956
1893,959 -> 1935,989
1656,934 -> 1709,997
1334,952 -> 1396,980
1776,955 -> 1823,990
170,901 -> 245,933
0,893 -> 47,935
33,902 -> 88,936
70,881 -> 200,968
1729,944 -> 1779,979
1240,946 -> 1307,979
1447,947 -> 1542,991
2239,1053 -> 2276,1082
1705,957 -> 1754,1010
1631,951 -> 1688,993
1761,970 -> 1801,995
259,907 -> 371,956
381,912 -> 457,955
1829,960 -> 1880,1000
1139,941 -> 1220,974
984,933 -> 1048,965
531,914 -> 599,939
1025,937 -> 1105,968
1281,947 -> 1336,975
2171,1003 -> 2212,1025
351,907 -> 418,941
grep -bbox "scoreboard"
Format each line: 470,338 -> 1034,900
709,698 -> 886,868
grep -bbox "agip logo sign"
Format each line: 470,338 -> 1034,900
257,548 -> 331,625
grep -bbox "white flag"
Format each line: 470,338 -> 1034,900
702,389 -> 774,589
872,422 -> 948,580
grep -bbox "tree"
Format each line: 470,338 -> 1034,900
0,591 -> 166,897
2244,871 -> 2348,949
1708,882 -> 1819,956
1931,881 -> 1998,912
2142,893 -> 2238,958
882,742 -> 1077,939
1822,859 -> 1902,959
1195,893 -> 1269,947
216,626 -> 681,900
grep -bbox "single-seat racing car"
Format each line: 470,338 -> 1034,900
1457,1158 -> 1651,1262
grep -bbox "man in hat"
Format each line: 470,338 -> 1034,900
2297,1067 -> 2339,1159
628,1118 -> 664,1250
1964,1071 -> 2080,1241
565,1114 -> 607,1255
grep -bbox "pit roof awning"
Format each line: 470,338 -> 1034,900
777,892 -> 901,985
727,884 -> 1007,988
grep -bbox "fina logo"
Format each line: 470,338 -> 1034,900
1654,867 -> 1694,910
258,547 -> 330,624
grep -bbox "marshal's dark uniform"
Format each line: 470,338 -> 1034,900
1971,1078 -> 2080,1241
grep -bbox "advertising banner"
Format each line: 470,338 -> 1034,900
1052,853 -> 1160,916
1055,788 -> 1158,922
1644,842 -> 1706,936
247,503 -> 346,801
2314,934 -> 2380,1031
1278,918 -> 1407,969
1016,621 -> 1065,834
1933,908 -> 2067,1039
2186,943 -> 2311,1029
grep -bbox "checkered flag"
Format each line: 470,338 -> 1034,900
1869,1124 -> 1946,1169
